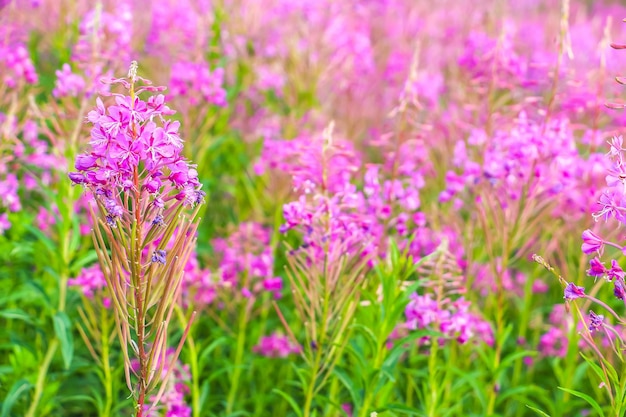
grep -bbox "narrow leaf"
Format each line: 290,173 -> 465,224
53,311 -> 74,370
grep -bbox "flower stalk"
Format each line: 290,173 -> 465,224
70,62 -> 203,415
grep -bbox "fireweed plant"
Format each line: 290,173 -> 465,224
69,62 -> 203,416
7,1 -> 626,416
536,40 -> 626,416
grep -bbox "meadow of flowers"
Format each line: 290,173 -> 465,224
5,0 -> 626,416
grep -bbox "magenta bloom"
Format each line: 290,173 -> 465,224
68,76 -> 203,210
253,333 -> 301,358
608,260 -> 625,281
586,257 -> 607,278
581,229 -> 604,255
68,264 -> 107,299
564,282 -> 585,301
588,311 -> 604,332
615,281 -> 626,301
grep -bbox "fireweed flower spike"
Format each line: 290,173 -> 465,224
69,62 -> 203,417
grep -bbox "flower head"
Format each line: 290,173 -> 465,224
588,311 -> 604,332
564,282 -> 585,301
581,230 -> 604,255
586,257 -> 607,278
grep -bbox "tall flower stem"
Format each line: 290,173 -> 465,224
175,306 -> 201,417
226,304 -> 250,414
25,338 -> 60,417
101,304 -> 114,417
25,107 -> 83,416
358,341 -> 387,417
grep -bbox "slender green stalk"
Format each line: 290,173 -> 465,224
303,346 -> 323,417
226,305 -> 250,414
303,252 -> 332,417
25,338 -> 60,417
358,341 -> 387,417
188,335 -> 201,417
101,305 -> 113,417
426,339 -> 440,417
175,306 -> 201,417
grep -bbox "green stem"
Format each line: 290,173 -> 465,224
426,339 -> 440,417
101,308 -> 113,417
174,306 -> 200,417
25,97 -> 84,417
188,332 -> 201,417
25,339 -> 59,417
358,342 -> 387,417
226,306 -> 249,414
25,229 -> 70,417
303,349 -> 322,417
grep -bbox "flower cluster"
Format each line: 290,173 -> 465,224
169,62 -> 227,107
0,41 -> 37,88
404,293 -> 493,346
69,64 -> 202,415
68,2 -> 133,95
68,264 -> 108,302
69,76 -> 203,212
441,113 -> 588,215
253,333 -> 301,358
213,222 -> 282,299
575,137 -> 626,304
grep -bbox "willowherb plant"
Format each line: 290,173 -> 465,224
278,122 -> 372,417
69,62 -> 204,416
536,37 -> 626,415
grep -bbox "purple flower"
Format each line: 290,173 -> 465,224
68,264 -> 107,299
68,172 -> 86,185
53,64 -> 85,98
586,257 -> 607,278
588,311 -> 604,332
253,333 -> 301,358
262,277 -> 283,292
581,230 -> 604,255
75,154 -> 98,171
152,249 -> 167,265
0,213 -> 10,234
152,214 -> 166,227
564,282 -> 585,301
614,280 -> 626,301
608,260 -> 625,281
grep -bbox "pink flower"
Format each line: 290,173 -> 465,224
581,229 -> 604,254
564,282 -> 585,301
253,333 -> 301,358
586,257 -> 607,278
0,213 -> 10,234
68,264 -> 107,299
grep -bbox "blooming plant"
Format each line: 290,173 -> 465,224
5,1 -> 626,416
69,62 -> 203,416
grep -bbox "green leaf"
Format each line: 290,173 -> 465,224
68,215 -> 81,259
379,403 -> 421,415
0,309 -> 34,325
526,405 -> 552,417
382,330 -> 438,373
53,311 -> 74,370
558,387 -> 605,417
333,368 -> 361,410
70,251 -> 99,273
272,389 -> 303,417
1,379 -> 32,417
350,323 -> 378,353
26,225 -> 56,257
198,336 -> 228,371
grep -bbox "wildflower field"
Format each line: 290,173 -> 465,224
5,0 -> 626,416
